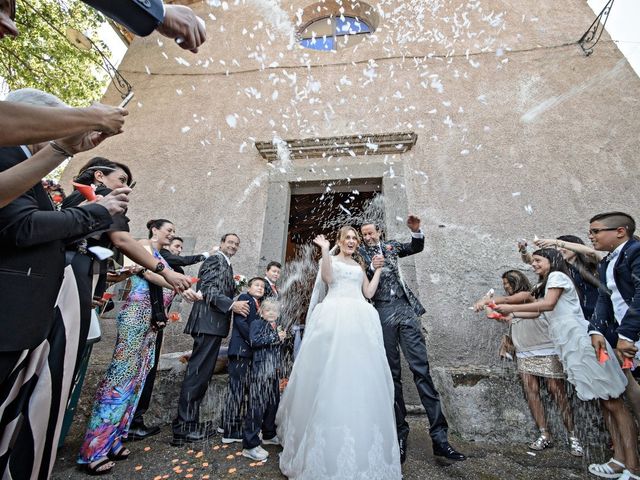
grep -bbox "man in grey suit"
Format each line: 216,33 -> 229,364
172,233 -> 249,445
359,216 -> 465,463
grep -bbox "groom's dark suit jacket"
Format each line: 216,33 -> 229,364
359,235 -> 426,317
588,238 -> 640,343
0,146 -> 113,351
184,252 -> 236,337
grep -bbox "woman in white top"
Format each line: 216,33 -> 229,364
495,249 -> 638,480
475,270 -> 582,456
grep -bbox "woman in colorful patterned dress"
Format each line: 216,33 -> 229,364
77,219 -> 199,475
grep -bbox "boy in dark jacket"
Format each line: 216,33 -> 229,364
241,300 -> 286,461
221,277 -> 264,443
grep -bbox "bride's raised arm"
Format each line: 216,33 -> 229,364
313,234 -> 333,285
362,264 -> 382,299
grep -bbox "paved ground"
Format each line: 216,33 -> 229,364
53,413 -> 596,479
51,318 -> 598,479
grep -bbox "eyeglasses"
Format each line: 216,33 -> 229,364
588,227 -> 618,235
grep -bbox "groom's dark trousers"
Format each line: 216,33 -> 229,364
375,293 -> 448,446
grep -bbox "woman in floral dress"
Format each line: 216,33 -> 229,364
77,219 -> 198,474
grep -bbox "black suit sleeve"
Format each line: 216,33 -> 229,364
232,293 -> 255,341
160,248 -> 205,270
81,0 -> 165,37
396,234 -> 425,258
617,248 -> 640,341
0,191 -> 112,247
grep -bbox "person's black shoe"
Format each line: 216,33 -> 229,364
127,424 -> 161,441
170,428 -> 215,446
433,442 -> 466,461
398,437 -> 407,464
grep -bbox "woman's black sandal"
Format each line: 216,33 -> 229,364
82,458 -> 115,475
108,444 -> 130,461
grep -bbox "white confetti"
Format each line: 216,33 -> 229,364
525,205 -> 534,215
338,204 -> 351,215
226,115 -> 237,128
181,126 -> 191,133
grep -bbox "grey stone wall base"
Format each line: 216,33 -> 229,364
134,358 -> 606,446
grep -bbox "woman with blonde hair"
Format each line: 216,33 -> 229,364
277,225 -> 401,479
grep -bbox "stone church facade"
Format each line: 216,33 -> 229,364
62,0 -> 640,440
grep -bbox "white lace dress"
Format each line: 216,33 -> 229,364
276,258 -> 401,480
544,271 -> 627,401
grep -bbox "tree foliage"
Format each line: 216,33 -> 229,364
0,0 -> 112,106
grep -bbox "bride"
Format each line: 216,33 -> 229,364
277,226 -> 402,480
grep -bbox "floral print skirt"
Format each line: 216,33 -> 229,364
77,296 -> 157,464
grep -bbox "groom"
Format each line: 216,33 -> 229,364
360,216 -> 465,463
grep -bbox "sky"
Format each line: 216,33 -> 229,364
587,0 -> 640,77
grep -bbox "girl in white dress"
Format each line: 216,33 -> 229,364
495,249 -> 639,480
276,226 -> 402,480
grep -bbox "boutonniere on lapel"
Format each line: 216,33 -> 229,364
234,274 -> 248,294
385,244 -> 395,254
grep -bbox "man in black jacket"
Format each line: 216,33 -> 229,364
359,216 -> 465,464
172,233 -> 250,445
128,237 -> 209,439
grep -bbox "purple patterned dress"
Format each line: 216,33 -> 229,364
77,250 -> 174,464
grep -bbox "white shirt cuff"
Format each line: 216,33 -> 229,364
618,334 -> 634,342
588,331 -> 604,336
411,229 -> 424,238
201,251 -> 209,258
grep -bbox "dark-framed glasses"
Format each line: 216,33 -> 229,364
588,227 -> 618,235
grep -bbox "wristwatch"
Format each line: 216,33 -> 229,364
153,262 -> 165,273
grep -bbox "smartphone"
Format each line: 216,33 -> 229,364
118,91 -> 134,108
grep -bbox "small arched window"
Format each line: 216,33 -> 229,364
299,15 -> 372,51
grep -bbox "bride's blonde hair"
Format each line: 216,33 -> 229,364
335,225 -> 366,269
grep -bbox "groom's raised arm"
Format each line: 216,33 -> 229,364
397,232 -> 424,258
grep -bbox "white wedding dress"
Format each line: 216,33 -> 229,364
277,258 -> 401,480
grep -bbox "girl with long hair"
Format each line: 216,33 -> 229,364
476,270 -> 582,455
495,249 -> 637,479
533,235 -> 601,319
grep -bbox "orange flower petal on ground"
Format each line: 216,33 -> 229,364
225,454 -> 234,460
144,446 -> 151,452
228,468 -> 237,474
134,465 -> 143,471
202,462 -> 209,467
195,451 -> 204,458
212,446 -> 220,450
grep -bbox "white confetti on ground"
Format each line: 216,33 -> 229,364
181,126 -> 191,133
226,115 -> 237,128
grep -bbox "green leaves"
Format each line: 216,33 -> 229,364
0,0 -> 112,106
